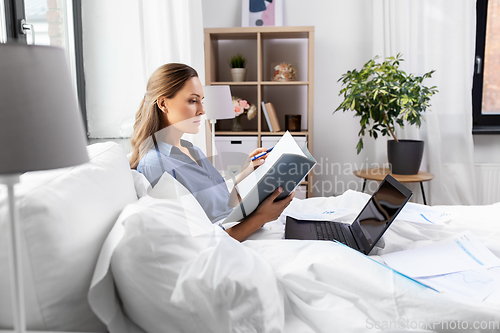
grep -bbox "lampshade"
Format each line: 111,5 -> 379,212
203,85 -> 235,120
0,44 -> 89,174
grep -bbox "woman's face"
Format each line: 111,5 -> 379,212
159,76 -> 205,134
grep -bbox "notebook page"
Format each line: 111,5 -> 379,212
235,131 -> 306,199
381,231 -> 500,278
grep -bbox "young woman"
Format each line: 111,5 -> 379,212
129,63 -> 294,241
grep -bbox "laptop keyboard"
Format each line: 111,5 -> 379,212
316,221 -> 348,244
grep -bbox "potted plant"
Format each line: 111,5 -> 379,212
228,53 -> 247,82
335,54 -> 438,174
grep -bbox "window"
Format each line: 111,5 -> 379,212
0,1 -> 7,42
1,0 -> 87,133
473,0 -> 500,133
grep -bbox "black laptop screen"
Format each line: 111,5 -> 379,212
351,178 -> 409,251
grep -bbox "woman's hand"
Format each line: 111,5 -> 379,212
235,147 -> 271,185
248,147 -> 271,169
225,187 -> 294,242
252,187 -> 295,223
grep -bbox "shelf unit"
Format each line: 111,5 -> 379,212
204,26 -> 314,197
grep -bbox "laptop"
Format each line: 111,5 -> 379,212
285,174 -> 412,255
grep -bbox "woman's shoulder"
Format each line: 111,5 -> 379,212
137,148 -> 160,168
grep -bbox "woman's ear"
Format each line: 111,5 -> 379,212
157,96 -> 168,113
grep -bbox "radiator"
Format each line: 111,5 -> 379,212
475,164 -> 500,205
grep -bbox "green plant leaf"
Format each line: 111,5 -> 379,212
356,139 -> 364,154
334,53 -> 438,153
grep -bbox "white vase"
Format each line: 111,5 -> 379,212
231,68 -> 247,82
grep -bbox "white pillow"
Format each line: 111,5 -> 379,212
0,142 -> 137,331
130,169 -> 152,199
108,172 -> 285,333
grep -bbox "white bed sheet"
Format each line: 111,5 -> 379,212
241,190 -> 500,332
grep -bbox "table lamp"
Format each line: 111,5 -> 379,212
0,44 -> 89,332
202,86 -> 235,165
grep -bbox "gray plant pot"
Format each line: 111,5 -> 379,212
387,140 -> 424,175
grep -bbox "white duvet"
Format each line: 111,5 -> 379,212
90,187 -> 500,333
242,190 -> 500,332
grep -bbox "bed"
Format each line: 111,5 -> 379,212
1,142 -> 499,333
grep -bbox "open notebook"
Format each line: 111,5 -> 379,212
224,131 -> 316,223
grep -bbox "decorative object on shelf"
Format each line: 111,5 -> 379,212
261,101 -> 274,132
203,86 -> 235,164
0,44 -> 89,333
228,53 -> 247,82
232,96 -> 257,131
272,62 -> 297,82
335,54 -> 438,175
264,102 -> 281,132
242,0 -> 283,27
232,115 -> 244,132
285,115 -> 301,132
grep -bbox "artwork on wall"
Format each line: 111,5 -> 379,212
242,0 -> 283,27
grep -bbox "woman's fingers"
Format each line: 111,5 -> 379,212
249,147 -> 268,158
251,157 -> 266,169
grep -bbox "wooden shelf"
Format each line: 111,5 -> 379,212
210,81 -> 259,86
261,81 -> 309,86
259,131 -> 309,136
210,81 -> 309,86
205,26 -> 313,39
205,26 -> 314,197
215,131 -> 260,136
214,131 -> 308,136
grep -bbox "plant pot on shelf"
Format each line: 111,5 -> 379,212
387,140 -> 424,175
231,68 -> 247,82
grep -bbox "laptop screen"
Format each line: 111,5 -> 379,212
351,176 -> 411,253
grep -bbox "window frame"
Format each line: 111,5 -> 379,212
2,0 -> 87,134
473,0 -> 500,133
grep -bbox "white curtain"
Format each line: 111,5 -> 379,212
82,0 -> 207,153
370,0 -> 477,205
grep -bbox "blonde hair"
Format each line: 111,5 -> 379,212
129,63 -> 198,169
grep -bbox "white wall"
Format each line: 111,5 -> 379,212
203,0 -> 374,196
202,0 -> 500,197
474,135 -> 500,164
82,0 -> 145,139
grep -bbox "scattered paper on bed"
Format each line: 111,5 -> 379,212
416,267 -> 500,301
380,231 -> 500,278
397,202 -> 452,225
283,199 -> 352,221
284,208 -> 352,222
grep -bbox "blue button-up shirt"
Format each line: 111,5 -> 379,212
137,140 -> 232,223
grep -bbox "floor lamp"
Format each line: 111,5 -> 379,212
0,44 -> 89,332
202,86 -> 235,166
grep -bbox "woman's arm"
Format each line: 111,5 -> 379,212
225,187 -> 294,242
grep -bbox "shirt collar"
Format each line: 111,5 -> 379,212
155,139 -> 194,157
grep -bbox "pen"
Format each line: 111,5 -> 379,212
251,147 -> 274,161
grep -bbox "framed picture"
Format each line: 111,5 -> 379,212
242,0 -> 283,27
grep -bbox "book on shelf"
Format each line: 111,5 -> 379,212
261,101 -> 274,132
264,102 -> 281,132
224,131 -> 316,223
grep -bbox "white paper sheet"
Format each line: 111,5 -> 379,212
416,267 -> 500,301
380,231 -> 500,278
397,202 -> 452,225
283,198 -> 352,221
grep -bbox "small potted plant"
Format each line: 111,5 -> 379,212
228,53 -> 247,82
335,54 -> 438,174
